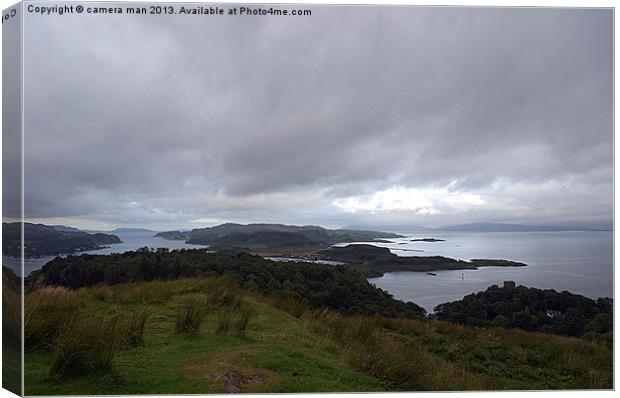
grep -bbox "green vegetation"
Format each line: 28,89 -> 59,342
24,278 -> 381,394
154,230 -> 190,240
3,222 -> 122,258
209,231 -> 319,251
122,311 -> 150,347
175,300 -> 202,335
434,284 -> 613,343
23,277 -> 612,394
11,241 -> 613,393
2,267 -> 22,395
26,286 -> 82,350
28,248 -> 427,318
49,315 -> 118,379
158,222 -> 402,249
319,244 -> 527,277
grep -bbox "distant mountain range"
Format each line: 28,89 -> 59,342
4,220 -> 609,260
438,223 -> 612,232
346,222 -> 612,233
85,227 -> 156,234
345,224 -> 434,232
2,223 -> 122,258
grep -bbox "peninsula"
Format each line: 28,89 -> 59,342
2,222 -> 122,258
156,223 -> 526,275
318,244 -> 527,277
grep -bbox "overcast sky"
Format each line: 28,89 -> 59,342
15,5 -> 613,231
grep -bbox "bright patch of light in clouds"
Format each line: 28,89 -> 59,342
333,186 -> 486,215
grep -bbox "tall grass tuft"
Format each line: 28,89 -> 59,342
207,285 -> 242,310
263,294 -> 308,318
175,300 -> 202,334
121,310 -> 150,347
49,315 -> 119,379
301,309 -> 495,391
234,308 -> 252,338
211,289 -> 253,338
2,278 -> 21,349
215,310 -> 232,336
25,287 -> 81,351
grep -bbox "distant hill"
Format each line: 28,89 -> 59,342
157,223 -> 403,251
110,228 -> 155,234
2,223 -> 122,258
437,223 -> 612,232
51,225 -> 82,233
344,222 -> 612,233
318,244 -> 526,277
89,233 -> 123,245
344,224 -> 434,232
153,230 -> 191,240
86,227 -> 157,234
206,230 -> 320,252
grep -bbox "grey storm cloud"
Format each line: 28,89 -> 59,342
15,5 -> 613,229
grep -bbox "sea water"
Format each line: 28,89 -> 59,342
3,230 -> 206,276
363,231 -> 613,313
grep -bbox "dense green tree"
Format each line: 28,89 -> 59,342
434,284 -> 612,339
27,248 -> 426,319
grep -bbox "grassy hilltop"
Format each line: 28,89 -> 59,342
9,273 -> 612,394
3,247 -> 612,394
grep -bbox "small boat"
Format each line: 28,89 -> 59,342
426,272 -> 437,276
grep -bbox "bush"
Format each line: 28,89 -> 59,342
49,315 -> 119,379
175,301 -> 202,334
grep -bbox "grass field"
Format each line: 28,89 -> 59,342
21,277 -> 613,394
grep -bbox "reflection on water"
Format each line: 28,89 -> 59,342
366,231 -> 613,313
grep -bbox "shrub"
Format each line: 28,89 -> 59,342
49,315 -> 119,379
175,301 -> 202,334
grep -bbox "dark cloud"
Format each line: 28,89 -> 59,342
19,6 -> 612,229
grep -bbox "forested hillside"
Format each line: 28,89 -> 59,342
2,223 -> 122,258
434,284 -> 612,342
28,249 -> 426,319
